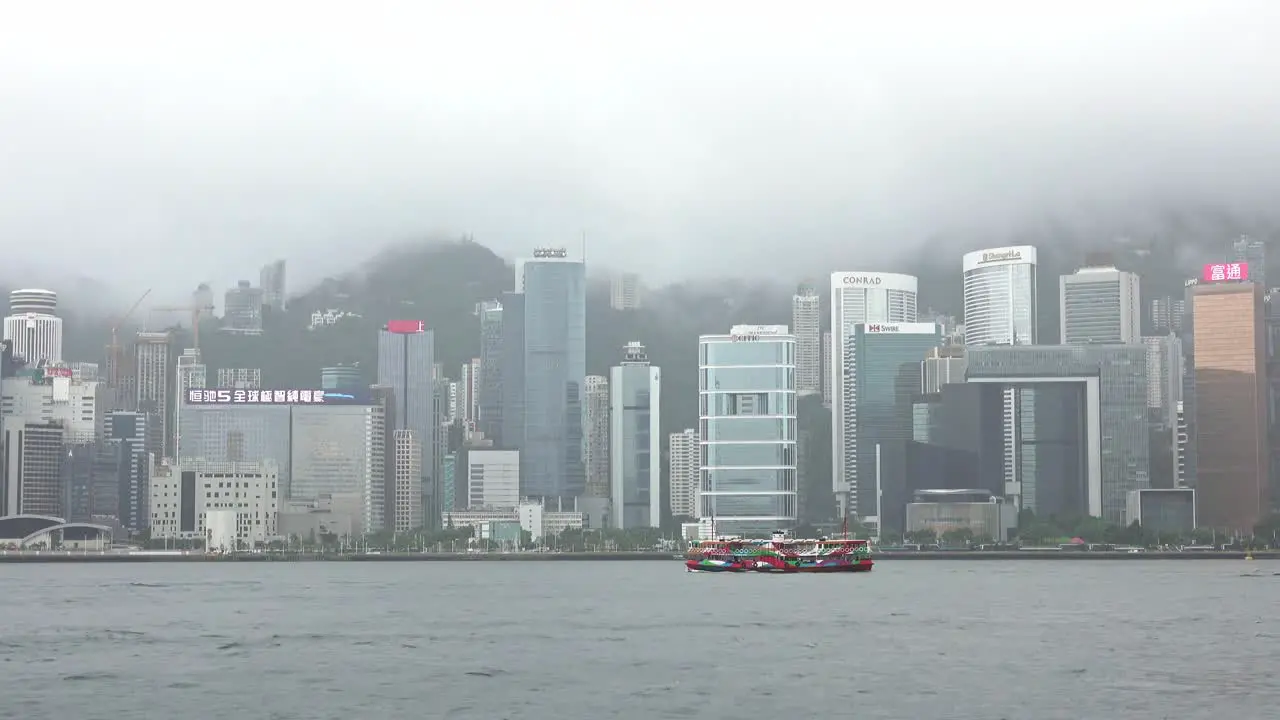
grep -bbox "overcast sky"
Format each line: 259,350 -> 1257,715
2,1 -> 1279,305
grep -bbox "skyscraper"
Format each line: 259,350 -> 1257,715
1191,279 -> 1269,531
222,281 -> 265,335
961,246 -> 1037,346
831,272 -> 918,518
259,259 -> 287,312
792,284 -> 821,396
476,300 -> 504,443
583,375 -> 610,498
1060,265 -> 1141,344
668,428 -> 699,520
700,324 -> 797,537
376,322 -> 435,492
135,331 -> 171,459
1232,235 -> 1266,289
610,272 -> 642,310
3,288 -> 62,366
514,248 -> 586,501
609,343 -> 660,529
821,331 -> 833,407
174,348 -> 206,455
392,429 -> 423,532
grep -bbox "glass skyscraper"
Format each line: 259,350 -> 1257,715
698,324 -> 797,537
376,326 -> 435,484
513,252 -> 586,501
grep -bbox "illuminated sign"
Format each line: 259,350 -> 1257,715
532,248 -> 568,258
44,366 -> 73,378
842,275 -> 883,286
386,319 -> 425,334
183,389 -> 370,405
981,249 -> 1021,264
1201,262 -> 1249,283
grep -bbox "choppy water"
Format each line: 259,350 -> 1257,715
1,560 -> 1277,719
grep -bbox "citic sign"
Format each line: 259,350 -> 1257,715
842,276 -> 882,286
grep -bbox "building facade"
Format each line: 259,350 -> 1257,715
610,272 -> 642,311
465,449 -> 520,509
392,429 -> 423,532
150,460 -> 279,547
376,324 -> 436,491
792,284 -> 821,396
831,272 -> 918,517
699,325 -> 797,537
668,428 -> 699,519
289,404 -> 385,534
3,288 -> 62,367
609,342 -> 660,529
1060,265 -> 1142,345
583,375 -> 610,498
961,246 -> 1038,346
216,367 -> 262,389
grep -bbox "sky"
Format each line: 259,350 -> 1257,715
2,0 -> 1280,306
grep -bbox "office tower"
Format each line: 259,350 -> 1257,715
792,283 -> 821,396
967,345 -> 1150,524
831,272 -> 918,517
260,259 -> 287,312
514,248 -> 587,501
1060,264 -> 1141,344
176,401 -> 291,490
458,358 -> 480,424
477,300 -> 504,443
1232,235 -> 1266,289
290,403 -> 386,534
151,460 -> 279,546
922,346 -> 968,394
465,449 -> 520,508
1144,334 -> 1183,430
846,323 -> 943,530
699,325 -> 797,536
668,428 -> 699,519
1150,296 -> 1186,335
609,343 -> 660,529
821,331 -> 833,407
174,348 -> 206,455
961,246 -> 1038,346
4,288 -> 62,366
392,429 -> 423,532
222,281 -> 265,335
217,367 -> 262,389
0,419 -> 64,517
1191,279 -> 1269,531
584,375 -> 610,498
376,321 -> 435,493
321,365 -> 364,392
498,293 -> 525,452
610,272 -> 642,310
135,331 -> 171,459
103,411 -> 150,531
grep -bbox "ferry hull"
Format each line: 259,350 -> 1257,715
685,558 -> 874,573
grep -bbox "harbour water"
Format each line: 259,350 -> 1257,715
2,560 -> 1275,719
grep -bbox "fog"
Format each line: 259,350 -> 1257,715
2,0 -> 1279,302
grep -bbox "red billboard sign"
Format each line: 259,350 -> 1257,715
386,320 -> 425,334
1201,262 -> 1249,283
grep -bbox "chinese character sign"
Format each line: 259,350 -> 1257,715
184,388 -> 364,405
1202,262 -> 1249,283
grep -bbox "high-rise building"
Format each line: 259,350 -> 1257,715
377,322 -> 435,493
821,331 -> 833,407
1144,334 -> 1183,430
2,369 -> 100,444
3,288 -> 62,366
831,272 -> 918,518
1150,296 -> 1186,335
583,375 -> 610,498
290,403 -> 386,534
260,259 -> 287,312
513,248 -> 586,501
961,246 -> 1038,346
102,411 -> 150,531
458,358 -> 480,425
476,300 -> 504,443
498,293 -> 525,453
668,428 -> 699,520
1191,280 -> 1269,531
134,331 -> 172,459
846,323 -> 943,529
699,324 -> 797,537
465,449 -> 520,509
321,365 -> 363,392
221,281 -> 265,335
176,403 -> 291,491
610,272 -> 642,311
392,429 -> 423,532
609,342 -> 660,529
922,346 -> 967,395
173,348 -> 206,456
1232,235 -> 1266,290
0,418 -> 64,517
216,367 -> 261,390
1060,265 -> 1141,345
792,284 -> 821,396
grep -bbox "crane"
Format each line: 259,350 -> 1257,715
106,288 -> 152,386
150,300 -> 217,351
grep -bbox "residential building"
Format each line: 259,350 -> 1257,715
609,342 -> 660,529
668,428 -> 699,519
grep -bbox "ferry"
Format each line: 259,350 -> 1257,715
686,531 -> 874,573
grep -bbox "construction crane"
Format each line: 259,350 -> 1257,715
150,300 -> 217,351
106,288 -> 152,386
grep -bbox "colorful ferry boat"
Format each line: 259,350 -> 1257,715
685,531 -> 874,573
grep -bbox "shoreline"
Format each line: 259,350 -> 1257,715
0,550 -> 1276,563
